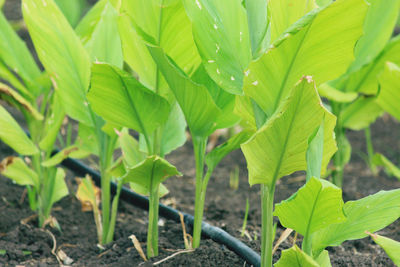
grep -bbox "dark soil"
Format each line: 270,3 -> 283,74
1,0 -> 400,266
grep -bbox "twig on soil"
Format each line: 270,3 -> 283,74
272,228 -> 293,255
129,234 -> 147,262
43,229 -> 63,266
152,249 -> 195,266
19,188 -> 27,205
20,214 -> 38,225
179,212 -> 191,249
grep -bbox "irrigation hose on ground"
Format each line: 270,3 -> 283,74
60,156 -> 261,267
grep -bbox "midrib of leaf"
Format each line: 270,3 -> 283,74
110,67 -> 150,142
272,24 -> 312,113
270,88 -> 303,186
304,185 -> 322,240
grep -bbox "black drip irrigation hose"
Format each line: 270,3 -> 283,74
60,156 -> 261,266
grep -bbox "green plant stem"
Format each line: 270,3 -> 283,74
147,183 -> 160,258
106,178 -> 123,243
241,198 -> 250,237
365,126 -> 377,175
192,136 -> 207,249
331,102 -> 344,187
302,233 -> 313,256
261,184 -> 275,267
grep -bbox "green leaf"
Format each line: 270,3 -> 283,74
49,168 -> 69,206
377,62 -> 400,121
318,83 -> 358,103
55,0 -> 86,27
130,182 -> 169,198
42,145 -> 90,167
274,245 -> 319,267
344,36 -> 400,94
183,0 -> 252,94
123,156 -> 181,195
119,130 -> 146,167
119,0 -> 200,95
0,82 -> 43,120
341,96 -> 383,130
245,0 -> 269,59
367,233 -> 400,266
316,0 -> 332,7
241,78 -> 329,187
348,0 -> 400,72
314,250 -> 332,267
0,157 -> 39,188
0,105 -> 38,155
244,0 -> 368,117
206,130 -> 253,172
269,0 -> 316,42
373,153 -> 400,180
84,2 -> 123,68
146,45 -> 222,137
234,96 -> 257,131
87,63 -> 170,137
312,189 -> 400,256
22,0 -> 92,125
75,0 -> 107,42
275,177 -> 345,237
0,11 -> 42,97
75,124 -> 99,156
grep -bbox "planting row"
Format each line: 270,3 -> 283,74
0,0 -> 400,266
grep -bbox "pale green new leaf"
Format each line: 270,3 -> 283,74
84,2 -> 123,68
0,105 -> 38,155
87,63 -> 170,136
245,0 -> 269,58
312,189 -> 400,256
22,0 -> 92,125
348,0 -> 400,72
123,156 -> 181,195
368,233 -> 400,265
269,0 -> 316,42
234,96 -> 257,131
244,0 -> 368,117
183,0 -> 252,94
206,130 -> 253,172
49,168 -> 69,206
344,36 -> 400,94
146,45 -> 222,137
0,157 -> 39,188
42,145 -> 90,167
119,0 -> 200,94
274,245 -> 319,267
377,62 -> 400,121
119,130 -> 146,167
241,78 -> 328,186
315,250 -> 332,267
318,83 -> 358,103
373,153 -> 400,180
274,177 -> 345,237
0,11 -> 42,97
75,0 -> 107,42
341,96 -> 383,130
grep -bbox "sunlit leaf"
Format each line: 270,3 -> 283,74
373,153 -> 400,180
42,145 -> 90,167
55,0 -> 86,27
49,168 -> 69,206
245,0 -> 269,59
275,245 -> 319,267
0,157 -> 39,188
341,96 -> 383,130
376,62 -> 400,121
367,232 -> 400,266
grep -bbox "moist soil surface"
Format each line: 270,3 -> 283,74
1,0 -> 400,266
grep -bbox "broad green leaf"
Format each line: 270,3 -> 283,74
316,0 -> 332,7
344,36 -> 400,94
130,182 -> 169,198
75,124 -> 99,156
368,233 -> 400,265
312,189 -> 400,256
241,78 -> 329,186
318,83 -> 358,103
234,96 -> 257,131
119,0 -> 200,95
205,130 -> 253,172
0,11 -> 42,97
269,0 -> 316,42
0,157 -> 39,188
244,0 -> 368,117
0,82 -> 43,120
0,60 -> 31,99
275,245 -> 319,267
315,250 -> 332,267
341,96 -> 383,130
245,0 -> 269,59
373,153 -> 400,180
377,62 -> 400,121
0,105 -> 38,155
87,63 -> 170,137
55,0 -> 86,27
274,177 -> 345,237
22,0 -> 92,125
42,145 -> 90,167
75,0 -> 107,42
49,168 -> 69,206
39,94 -> 66,151
119,130 -> 146,167
146,45 -> 222,137
348,0 -> 400,72
183,0 -> 252,94
123,156 -> 181,195
84,2 -> 123,68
